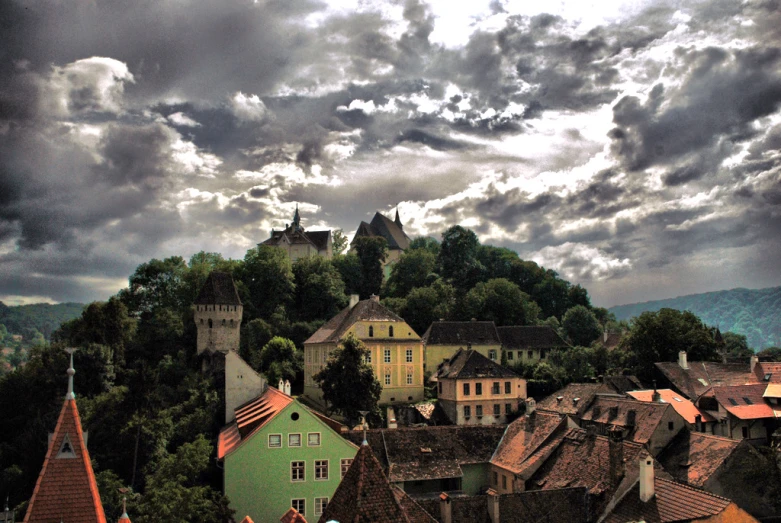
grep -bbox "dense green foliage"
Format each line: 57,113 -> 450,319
609,286 -> 781,349
562,305 -> 602,347
0,301 -> 85,341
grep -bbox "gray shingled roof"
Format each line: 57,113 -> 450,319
422,321 -> 501,346
351,211 -> 411,251
435,349 -> 518,380
497,326 -> 569,350
194,272 -> 242,305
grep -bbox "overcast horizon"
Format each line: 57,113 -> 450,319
1,0 -> 780,309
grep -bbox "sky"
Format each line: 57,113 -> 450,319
0,0 -> 780,308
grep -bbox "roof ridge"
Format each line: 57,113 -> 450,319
655,477 -> 733,501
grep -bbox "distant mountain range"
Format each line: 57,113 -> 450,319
0,301 -> 85,341
608,286 -> 781,350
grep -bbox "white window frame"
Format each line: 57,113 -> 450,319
292,498 -> 305,515
315,497 -> 328,516
385,373 -> 391,386
489,350 -> 497,360
315,459 -> 329,481
268,434 -> 282,448
291,461 -> 305,482
365,351 -> 372,364
384,348 -> 392,363
308,432 -> 321,447
406,372 -> 413,385
341,458 -> 353,478
289,433 -> 302,447
405,349 -> 413,363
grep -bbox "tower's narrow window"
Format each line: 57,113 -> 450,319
208,319 -> 213,329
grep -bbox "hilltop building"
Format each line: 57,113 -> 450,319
194,271 -> 243,355
351,210 -> 411,278
304,295 -> 425,406
261,206 -> 332,261
496,326 -> 569,364
422,321 -> 502,371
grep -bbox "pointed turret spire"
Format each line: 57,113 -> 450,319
394,207 -> 403,229
293,204 -> 301,230
65,347 -> 76,400
118,496 -> 131,523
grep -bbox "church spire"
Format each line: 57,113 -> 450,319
293,204 -> 301,231
394,208 -> 402,229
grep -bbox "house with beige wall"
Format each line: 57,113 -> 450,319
261,206 -> 332,262
422,320 -> 502,372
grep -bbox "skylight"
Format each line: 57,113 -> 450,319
728,398 -> 738,406
764,373 -> 772,382
743,397 -> 753,405
698,379 -> 709,386
673,397 -> 683,402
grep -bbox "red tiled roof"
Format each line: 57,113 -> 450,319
240,517 -> 255,523
305,298 -> 414,344
712,384 -> 776,420
434,349 -> 518,380
580,397 -> 670,445
218,387 -> 293,459
656,431 -> 741,487
536,383 -> 606,416
757,362 -> 781,383
117,515 -> 131,523
422,321 -> 501,346
627,389 -> 715,424
279,508 -> 306,523
490,411 -> 566,476
604,477 -> 732,523
655,361 -> 758,400
318,444 -> 436,523
24,399 -> 107,523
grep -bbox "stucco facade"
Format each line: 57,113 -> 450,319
426,343 -> 500,373
224,351 -> 266,423
439,376 -> 526,425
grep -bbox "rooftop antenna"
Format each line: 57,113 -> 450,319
64,347 -> 77,400
358,410 -> 369,445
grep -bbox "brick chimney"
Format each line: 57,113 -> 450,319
640,454 -> 655,502
750,355 -> 759,374
487,488 -> 500,523
525,398 -> 536,416
439,493 -> 452,523
678,351 -> 689,370
349,294 -> 360,308
608,428 -> 625,488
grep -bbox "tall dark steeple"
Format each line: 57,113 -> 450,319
394,208 -> 403,229
293,204 -> 301,231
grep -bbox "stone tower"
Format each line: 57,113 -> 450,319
195,271 -> 243,354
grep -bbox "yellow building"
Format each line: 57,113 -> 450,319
421,320 -> 502,372
304,295 -> 425,406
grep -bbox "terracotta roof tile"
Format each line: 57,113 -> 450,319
305,299 -> 414,345
279,507 -> 306,523
422,321 -> 501,346
24,399 -> 107,523
194,271 -> 242,305
580,397 -> 670,445
490,411 -> 566,477
602,375 -> 643,394
218,387 -> 293,458
318,444 -> 436,523
756,362 -> 781,382
712,384 -> 776,419
627,389 -> 715,424
655,361 -> 758,400
434,349 -> 518,380
656,430 -> 741,487
536,383 -> 605,416
496,326 -> 569,350
240,517 -> 255,523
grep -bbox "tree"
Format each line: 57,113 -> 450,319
531,273 -> 571,320
240,246 -> 295,319
757,346 -> 781,360
402,280 -> 455,335
477,245 -> 519,281
722,332 -> 754,361
408,236 -> 440,255
550,346 -> 595,382
437,226 -> 484,289
384,249 -> 437,298
352,236 -> 388,299
463,279 -> 540,326
119,257 -> 190,316
292,256 -> 348,321
255,337 -> 302,385
313,333 -> 381,424
562,305 -> 602,347
332,253 -> 362,297
332,229 -> 349,256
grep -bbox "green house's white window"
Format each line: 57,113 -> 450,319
308,433 -> 321,446
292,498 -> 305,515
268,434 -> 282,448
289,433 -> 302,447
291,461 -> 305,482
315,497 -> 328,516
341,458 -> 353,478
315,460 -> 329,480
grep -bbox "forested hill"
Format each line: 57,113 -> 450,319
609,286 -> 781,350
0,301 -> 85,341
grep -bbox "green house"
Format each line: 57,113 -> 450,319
218,386 -> 358,522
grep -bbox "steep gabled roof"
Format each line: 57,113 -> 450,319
496,326 -> 569,350
218,387 -> 293,458
656,430 -> 741,487
435,349 -> 518,380
711,383 -> 777,420
490,411 -> 566,477
602,375 -> 643,394
756,361 -> 781,383
655,361 -> 758,400
305,298 -> 414,344
318,443 -> 436,523
194,271 -> 242,305
580,397 -> 670,446
627,389 -> 715,424
603,477 -> 733,523
351,212 -> 411,251
422,321 -> 501,346
24,398 -> 107,523
279,508 -> 306,523
536,383 -> 606,416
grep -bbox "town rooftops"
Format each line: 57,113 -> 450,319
344,425 -> 506,482
422,321 -> 501,346
627,388 -> 715,424
194,271 -> 242,305
352,211 -> 411,251
536,383 -> 605,416
602,375 -> 643,394
711,383 -> 778,420
603,477 -> 733,523
218,386 -> 293,458
655,360 -> 758,400
318,443 -> 436,523
656,430 -> 741,488
490,410 -> 566,477
580,397 -> 670,445
496,326 -> 569,350
757,361 -> 781,383
434,349 -> 518,381
304,297 -> 413,345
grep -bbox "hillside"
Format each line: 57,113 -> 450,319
609,287 -> 781,350
0,301 -> 85,341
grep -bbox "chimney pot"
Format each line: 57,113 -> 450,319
439,492 -> 452,523
349,294 -> 360,308
750,355 -> 759,373
608,428 -> 625,488
639,456 -> 655,502
370,294 -> 380,303
525,398 -> 536,415
678,351 -> 689,370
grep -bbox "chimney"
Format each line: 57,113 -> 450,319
387,407 -> 397,429
278,378 -> 285,392
639,455 -> 655,502
604,330 -> 609,343
349,294 -> 360,308
370,294 -> 380,303
572,397 -> 580,408
750,355 -> 759,373
487,488 -> 500,523
439,493 -> 452,523
608,428 -> 625,488
678,351 -> 689,370
284,380 -> 291,396
695,414 -> 703,432
525,398 -> 536,416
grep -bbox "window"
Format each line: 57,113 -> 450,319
463,383 -> 470,396
668,422 -> 674,431
369,326 -> 374,337
208,319 -> 213,328
476,405 -> 483,417
406,372 -> 413,385
315,497 -> 328,516
505,403 -> 512,414
489,350 -> 497,360
540,350 -> 546,359
476,383 -> 483,396
527,350 -> 533,359
464,406 -> 471,418
438,382 -> 442,394
222,319 -> 226,326
308,433 -> 321,446
315,460 -> 329,480
385,373 -> 391,385
507,351 -> 514,360
365,351 -> 372,364
494,404 -> 501,416
269,434 -> 282,448
502,475 -> 507,489
291,461 -> 305,482
492,382 -> 500,394
743,397 -> 753,405
493,471 -> 498,485
406,349 -> 413,363
341,458 -> 353,478
292,499 -> 305,515
742,426 -> 749,439
289,433 -> 302,447
389,326 -> 394,337
728,398 -> 738,406
384,349 -> 391,363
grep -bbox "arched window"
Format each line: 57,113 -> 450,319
230,319 -> 234,327
369,326 -> 374,337
222,319 -> 226,326
208,319 -> 213,329
389,326 -> 394,337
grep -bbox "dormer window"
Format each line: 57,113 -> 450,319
389,326 -> 394,337
56,434 -> 76,459
369,326 -> 374,337
764,373 -> 772,382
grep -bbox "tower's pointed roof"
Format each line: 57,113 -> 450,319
194,271 -> 242,306
394,208 -> 403,229
24,351 -> 107,523
293,204 -> 301,229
